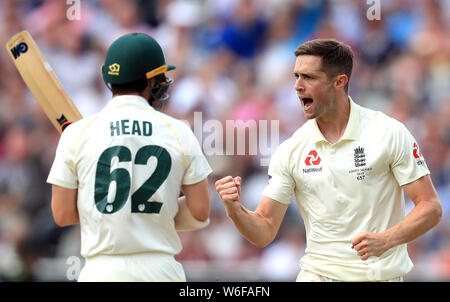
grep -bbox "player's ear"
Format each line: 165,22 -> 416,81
147,77 -> 157,88
334,74 -> 348,91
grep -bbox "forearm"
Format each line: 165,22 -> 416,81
51,185 -> 79,227
216,176 -> 286,248
225,203 -> 276,248
383,199 -> 442,249
69,212 -> 80,225
53,208 -> 79,227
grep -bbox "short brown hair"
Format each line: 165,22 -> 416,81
294,39 -> 354,93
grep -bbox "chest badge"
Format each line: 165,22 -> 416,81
348,146 -> 372,181
354,146 -> 366,167
305,150 -> 321,166
303,150 -> 322,174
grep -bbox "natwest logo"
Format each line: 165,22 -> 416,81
305,150 -> 321,166
413,142 -> 422,159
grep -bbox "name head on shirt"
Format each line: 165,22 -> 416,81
110,119 -> 152,137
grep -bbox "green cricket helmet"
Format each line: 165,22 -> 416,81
102,33 -> 175,101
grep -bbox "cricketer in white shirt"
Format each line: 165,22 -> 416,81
262,97 -> 430,281
47,95 -> 212,281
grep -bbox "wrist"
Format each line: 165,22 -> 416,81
382,228 -> 396,250
224,203 -> 238,219
224,201 -> 243,220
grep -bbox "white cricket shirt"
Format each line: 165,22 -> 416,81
262,97 -> 430,281
47,95 -> 212,258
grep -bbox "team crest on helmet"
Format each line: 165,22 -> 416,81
108,63 -> 120,76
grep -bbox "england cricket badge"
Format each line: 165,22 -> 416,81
354,146 -> 366,168
348,146 -> 372,181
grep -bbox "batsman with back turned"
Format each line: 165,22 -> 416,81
47,33 -> 212,281
216,39 -> 442,282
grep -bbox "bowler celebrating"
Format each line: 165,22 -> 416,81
216,39 -> 441,282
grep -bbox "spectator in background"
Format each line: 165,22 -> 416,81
220,0 -> 268,59
0,121 -> 50,280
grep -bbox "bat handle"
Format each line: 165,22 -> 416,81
60,121 -> 73,132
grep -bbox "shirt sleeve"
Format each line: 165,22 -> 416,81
47,125 -> 78,189
389,122 -> 430,186
181,126 -> 212,185
261,143 -> 295,204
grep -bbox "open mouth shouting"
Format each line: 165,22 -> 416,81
300,97 -> 314,112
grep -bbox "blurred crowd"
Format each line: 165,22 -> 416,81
0,0 -> 449,281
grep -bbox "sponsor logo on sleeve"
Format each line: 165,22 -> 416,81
413,142 -> 424,165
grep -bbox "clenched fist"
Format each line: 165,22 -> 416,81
351,231 -> 391,261
215,176 -> 242,215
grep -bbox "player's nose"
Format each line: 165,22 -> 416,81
294,78 -> 305,93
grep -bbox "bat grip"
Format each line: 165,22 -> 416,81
60,122 -> 73,132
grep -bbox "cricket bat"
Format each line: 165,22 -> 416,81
5,30 -> 82,133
